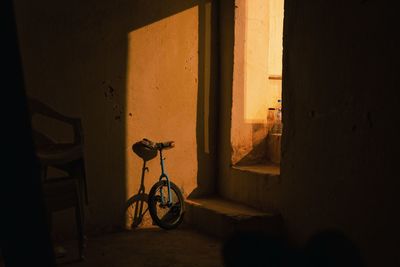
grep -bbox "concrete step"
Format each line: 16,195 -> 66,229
184,197 -> 283,240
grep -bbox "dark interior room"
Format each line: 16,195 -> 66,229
1,0 -> 399,266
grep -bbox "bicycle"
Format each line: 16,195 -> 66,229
124,138 -> 185,230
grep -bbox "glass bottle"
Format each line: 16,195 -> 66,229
266,108 -> 276,132
272,100 -> 282,134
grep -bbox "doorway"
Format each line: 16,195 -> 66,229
231,0 -> 284,172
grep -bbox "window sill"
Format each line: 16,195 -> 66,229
232,161 -> 280,176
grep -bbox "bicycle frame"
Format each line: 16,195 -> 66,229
158,149 -> 173,206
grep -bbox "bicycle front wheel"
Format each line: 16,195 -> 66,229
148,180 -> 185,230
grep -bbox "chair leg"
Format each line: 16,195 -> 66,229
71,159 -> 89,206
80,160 -> 89,205
75,204 -> 84,260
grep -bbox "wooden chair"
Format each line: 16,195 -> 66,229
27,96 -> 88,260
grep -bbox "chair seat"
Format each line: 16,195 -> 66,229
36,143 -> 83,165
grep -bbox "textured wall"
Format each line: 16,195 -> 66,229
280,1 -> 400,266
219,1 -> 400,266
14,0 -> 218,234
124,6 -> 198,202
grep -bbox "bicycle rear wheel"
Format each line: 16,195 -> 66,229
122,193 -> 152,230
148,180 -> 184,230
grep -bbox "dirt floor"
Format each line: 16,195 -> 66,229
57,224 -> 223,267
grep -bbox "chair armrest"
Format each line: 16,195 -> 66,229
28,96 -> 84,145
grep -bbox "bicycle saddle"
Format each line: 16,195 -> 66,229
142,138 -> 175,150
132,140 -> 157,161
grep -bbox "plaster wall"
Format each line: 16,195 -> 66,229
14,0 -> 218,235
219,1 -> 400,266
124,7 -> 198,200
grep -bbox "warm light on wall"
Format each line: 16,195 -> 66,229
231,0 -> 284,164
124,7 -> 199,201
244,0 -> 284,123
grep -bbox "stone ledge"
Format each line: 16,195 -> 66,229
232,162 -> 280,176
184,197 -> 283,240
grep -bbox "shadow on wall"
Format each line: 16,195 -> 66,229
14,0 -> 218,233
191,0 -> 219,198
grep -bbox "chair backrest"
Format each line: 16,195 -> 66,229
27,96 -> 84,146
27,96 -> 88,205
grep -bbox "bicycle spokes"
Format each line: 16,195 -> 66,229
124,195 -> 151,230
151,182 -> 182,226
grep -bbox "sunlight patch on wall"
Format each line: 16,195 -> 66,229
231,0 -> 284,164
124,7 -> 199,201
244,0 -> 284,123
